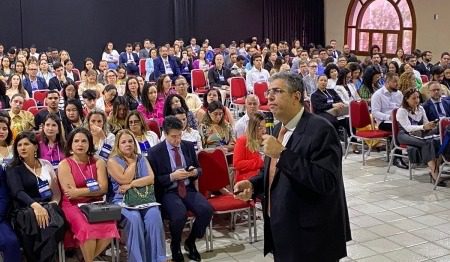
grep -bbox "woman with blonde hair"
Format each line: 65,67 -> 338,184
399,71 -> 416,93
233,112 -> 265,182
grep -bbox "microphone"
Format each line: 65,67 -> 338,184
264,111 -> 274,135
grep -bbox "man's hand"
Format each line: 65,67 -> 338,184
233,180 -> 253,201
261,134 -> 285,159
171,169 -> 190,181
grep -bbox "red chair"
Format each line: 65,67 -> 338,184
253,81 -> 269,111
72,68 -> 81,80
191,69 -> 209,96
229,77 -> 247,115
344,100 -> 391,165
32,89 -> 49,105
23,98 -> 37,111
139,59 -> 146,78
434,118 -> 450,190
385,108 -> 413,180
147,119 -> 161,138
198,149 -> 257,250
421,75 -> 429,83
27,106 -> 45,116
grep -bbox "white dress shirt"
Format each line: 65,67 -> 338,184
371,86 -> 403,124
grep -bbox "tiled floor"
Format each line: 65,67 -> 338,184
187,151 -> 450,261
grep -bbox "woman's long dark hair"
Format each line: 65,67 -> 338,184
156,74 -> 170,94
65,98 -> 84,122
125,76 -> 141,100
163,94 -> 190,117
141,83 -> 156,113
202,88 -> 222,108
0,116 -> 12,146
336,68 -> 351,86
62,82 -> 79,101
401,88 -> 420,114
40,113 -> 66,149
362,65 -> 381,94
10,131 -> 40,167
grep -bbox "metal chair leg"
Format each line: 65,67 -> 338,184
253,206 -> 257,242
58,242 -> 65,262
209,220 -> 214,251
247,208 -> 252,243
434,165 -> 443,190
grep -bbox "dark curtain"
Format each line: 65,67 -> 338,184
263,0 -> 324,48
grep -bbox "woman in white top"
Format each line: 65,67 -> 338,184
391,48 -> 404,68
37,59 -> 54,85
102,42 -> 120,70
125,111 -> 159,157
325,63 -> 339,90
334,68 -> 360,105
85,109 -> 115,161
396,88 -> 441,184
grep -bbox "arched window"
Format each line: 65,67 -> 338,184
345,0 -> 416,56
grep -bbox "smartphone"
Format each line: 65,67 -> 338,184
185,166 -> 195,172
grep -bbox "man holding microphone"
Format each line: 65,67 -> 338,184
234,72 -> 351,261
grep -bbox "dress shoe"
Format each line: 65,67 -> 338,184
171,249 -> 184,262
184,240 -> 201,261
393,158 -> 408,169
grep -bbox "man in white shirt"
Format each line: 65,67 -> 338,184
234,95 -> 260,138
246,54 -> 270,93
371,72 -> 407,169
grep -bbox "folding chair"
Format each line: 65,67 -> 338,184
421,75 -> 429,84
253,81 -> 269,111
32,89 -> 49,106
229,77 -> 247,116
23,98 -> 37,111
434,118 -> 450,190
190,69 -> 209,96
344,100 -> 391,165
139,59 -> 146,78
198,149 -> 257,251
385,108 -> 414,180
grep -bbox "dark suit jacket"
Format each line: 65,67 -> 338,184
22,76 -> 48,97
153,56 -> 180,82
416,62 -> 432,78
423,98 -> 450,121
48,77 -> 74,91
119,52 -> 139,75
310,88 -> 342,114
147,140 -> 201,200
250,111 -> 351,261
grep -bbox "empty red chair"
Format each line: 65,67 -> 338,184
27,106 -> 45,116
253,81 -> 269,111
139,59 -> 146,78
344,100 -> 391,165
229,77 -> 247,113
32,90 -> 49,106
23,98 -> 37,111
147,119 -> 161,138
191,69 -> 209,95
198,149 -> 257,250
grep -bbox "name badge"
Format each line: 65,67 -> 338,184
38,179 -> 53,199
98,143 -> 112,160
327,98 -> 334,104
51,160 -> 60,170
192,141 -> 198,151
139,141 -> 151,156
259,75 -> 265,80
86,178 -> 100,192
219,75 -> 225,82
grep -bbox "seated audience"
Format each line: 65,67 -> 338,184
137,83 -> 164,127
63,98 -> 84,135
7,132 -> 65,262
423,81 -> 450,121
208,54 -> 231,105
233,111 -> 265,182
230,55 -> 247,78
39,113 -> 66,172
80,57 -> 97,82
153,46 -> 180,82
125,111 -> 159,157
96,84 -> 117,116
358,65 -> 382,105
60,82 -> 79,110
174,75 -> 202,113
107,129 -> 167,262
85,109 -> 116,161
0,57 -> 13,82
102,42 -> 120,70
334,68 -> 360,104
78,69 -> 105,97
64,59 -> 80,82
196,88 -> 235,126
234,95 -> 260,138
119,43 -> 139,75
82,89 -> 98,116
34,90 -> 66,131
9,94 -> 35,138
246,54 -> 270,93
399,71 -> 417,93
163,93 -> 197,130
48,62 -> 74,91
325,63 -> 339,89
125,76 -> 141,111
58,128 -> 120,262
23,61 -> 48,97
148,116 -> 213,262
420,65 -> 450,101
108,96 -> 129,134
396,88 -> 442,185
6,73 -> 29,99
199,101 -> 235,151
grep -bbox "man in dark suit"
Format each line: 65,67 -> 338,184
48,62 -> 74,91
234,72 -> 351,262
119,43 -> 139,75
153,46 -> 180,82
148,116 -> 213,262
22,61 -> 48,97
423,81 -> 450,121
416,50 -> 433,79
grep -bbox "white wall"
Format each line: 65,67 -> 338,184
324,0 -> 450,62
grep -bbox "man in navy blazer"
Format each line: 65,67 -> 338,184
423,81 -> 450,121
22,62 -> 48,97
119,43 -> 139,75
153,46 -> 180,82
148,116 -> 212,262
234,73 -> 351,262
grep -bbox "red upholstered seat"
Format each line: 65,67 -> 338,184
355,129 -> 391,138
207,194 -> 251,211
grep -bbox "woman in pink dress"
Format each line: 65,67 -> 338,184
137,83 -> 164,127
58,127 -> 119,262
154,75 -> 176,123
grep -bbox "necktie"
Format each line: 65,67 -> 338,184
268,126 -> 288,216
172,147 -> 186,198
128,53 -> 132,61
436,102 -> 444,116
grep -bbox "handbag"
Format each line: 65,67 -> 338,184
80,202 -> 122,223
123,155 -> 157,207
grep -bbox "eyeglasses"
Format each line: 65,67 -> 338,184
128,120 -> 141,125
265,88 -> 286,96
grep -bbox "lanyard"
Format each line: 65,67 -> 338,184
72,157 -> 95,181
24,159 -> 42,183
321,89 -> 333,99
48,144 -> 61,163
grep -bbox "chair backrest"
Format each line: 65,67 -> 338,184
421,75 -> 429,83
147,119 -> 161,138
253,81 -> 268,105
391,108 -> 402,146
197,149 -> 230,196
439,117 -> 450,144
23,98 -> 37,111
191,69 -> 208,91
72,68 -> 81,79
139,59 -> 146,77
230,77 -> 247,100
27,106 -> 45,116
32,90 -> 49,105
349,100 -> 372,129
